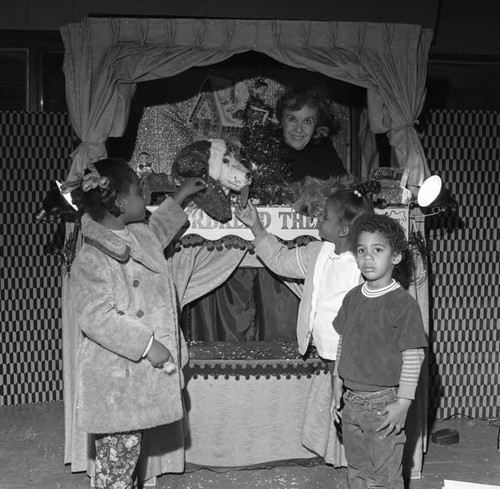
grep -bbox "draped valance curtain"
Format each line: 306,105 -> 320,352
61,17 -> 433,187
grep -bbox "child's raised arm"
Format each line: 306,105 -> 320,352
235,200 -> 264,237
235,200 -> 318,282
147,177 -> 207,249
172,177 -> 207,206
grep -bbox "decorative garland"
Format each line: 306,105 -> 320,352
186,341 -> 327,379
174,233 -> 318,252
185,361 -> 327,380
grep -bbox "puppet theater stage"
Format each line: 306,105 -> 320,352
0,12 -> 499,488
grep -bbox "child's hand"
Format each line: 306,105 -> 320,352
235,200 -> 264,236
331,375 -> 344,424
173,177 -> 207,206
376,397 -> 411,438
146,339 -> 175,371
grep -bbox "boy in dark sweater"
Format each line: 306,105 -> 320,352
331,214 -> 427,489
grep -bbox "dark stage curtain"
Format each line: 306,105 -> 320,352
189,268 -> 299,342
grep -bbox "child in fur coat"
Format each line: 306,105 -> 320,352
67,158 -> 223,488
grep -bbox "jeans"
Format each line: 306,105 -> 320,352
342,387 -> 406,489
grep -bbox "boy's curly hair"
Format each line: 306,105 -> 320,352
350,214 -> 408,256
70,158 -> 138,221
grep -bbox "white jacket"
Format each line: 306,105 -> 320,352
254,231 -> 361,360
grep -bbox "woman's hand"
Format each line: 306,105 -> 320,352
235,200 -> 264,236
172,177 -> 207,206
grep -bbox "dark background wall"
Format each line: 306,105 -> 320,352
1,0 -> 496,55
1,0 -> 499,112
1,0 -> 439,29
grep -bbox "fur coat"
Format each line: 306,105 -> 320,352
71,198 -> 192,434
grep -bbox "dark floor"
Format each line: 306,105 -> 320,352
1,402 -> 499,489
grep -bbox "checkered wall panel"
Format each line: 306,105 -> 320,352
0,111 -> 76,406
421,109 -> 500,420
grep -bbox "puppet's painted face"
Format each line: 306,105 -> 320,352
172,138 -> 253,223
218,151 -> 253,193
208,139 -> 252,193
281,105 -> 318,151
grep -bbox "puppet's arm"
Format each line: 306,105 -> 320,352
172,244 -> 247,309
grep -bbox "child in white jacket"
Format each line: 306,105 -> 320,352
236,186 -> 374,465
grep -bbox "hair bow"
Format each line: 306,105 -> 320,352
60,164 -> 109,194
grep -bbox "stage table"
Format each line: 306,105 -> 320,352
183,341 -> 331,467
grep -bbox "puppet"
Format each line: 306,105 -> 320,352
172,138 -> 253,223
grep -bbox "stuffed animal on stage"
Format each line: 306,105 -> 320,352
172,138 -> 253,223
289,175 -> 382,219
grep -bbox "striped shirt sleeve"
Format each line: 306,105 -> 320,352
398,348 -> 425,400
333,335 -> 342,376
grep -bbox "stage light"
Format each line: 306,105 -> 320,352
415,175 -> 457,215
36,181 -> 78,222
